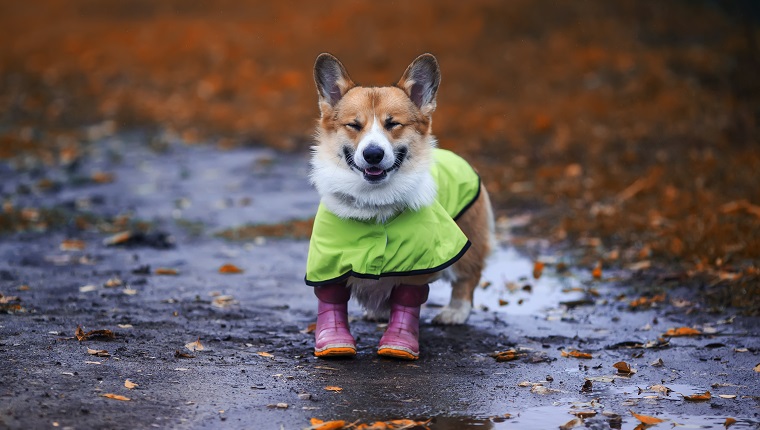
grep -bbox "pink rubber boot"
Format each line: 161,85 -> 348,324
314,283 -> 356,358
377,284 -> 430,360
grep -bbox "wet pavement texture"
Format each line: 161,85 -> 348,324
1,138 -> 758,429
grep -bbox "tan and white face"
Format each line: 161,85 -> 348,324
312,53 -> 440,185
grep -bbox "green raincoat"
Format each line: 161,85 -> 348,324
305,149 -> 480,286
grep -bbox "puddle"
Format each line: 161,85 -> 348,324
429,247 -> 587,316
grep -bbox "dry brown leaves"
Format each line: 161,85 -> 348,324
218,263 -> 244,274
256,352 -> 274,358
324,386 -> 343,392
724,418 -> 737,428
355,419 -> 432,430
612,361 -> 636,375
663,327 -> 701,337
300,323 -> 317,334
561,349 -> 592,359
124,380 -> 138,389
75,325 -> 115,341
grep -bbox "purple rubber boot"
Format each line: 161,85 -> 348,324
377,284 -> 430,360
313,283 -> 356,358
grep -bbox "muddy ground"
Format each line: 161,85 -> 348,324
1,138 -> 758,429
1,1 -> 760,429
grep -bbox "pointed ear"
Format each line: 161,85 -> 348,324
397,53 -> 441,113
314,53 -> 355,110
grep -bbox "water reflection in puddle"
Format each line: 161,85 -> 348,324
429,247 -> 587,316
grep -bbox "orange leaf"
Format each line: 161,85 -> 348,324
155,268 -> 179,276
630,293 -> 666,308
592,262 -> 602,279
256,351 -> 273,358
683,391 -> 711,401
532,261 -> 544,279
101,393 -> 130,401
724,418 -> 737,428
91,171 -> 115,184
324,386 -> 343,392
310,418 -> 346,430
124,379 -> 138,389
493,350 -> 519,362
60,239 -> 86,251
218,264 -> 243,274
663,327 -> 701,337
561,349 -> 592,359
630,410 -> 665,425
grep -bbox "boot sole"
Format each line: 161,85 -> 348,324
314,346 -> 356,358
377,347 -> 419,360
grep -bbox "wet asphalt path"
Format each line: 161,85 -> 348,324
1,135 -> 758,429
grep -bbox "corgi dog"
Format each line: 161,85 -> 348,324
306,53 -> 493,360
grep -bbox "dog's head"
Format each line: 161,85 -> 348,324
310,53 -> 441,221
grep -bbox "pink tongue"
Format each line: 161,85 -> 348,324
364,167 -> 384,176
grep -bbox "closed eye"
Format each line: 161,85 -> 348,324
384,120 -> 402,130
345,122 -> 362,131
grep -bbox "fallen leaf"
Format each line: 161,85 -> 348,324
754,363 -> 760,372
174,350 -> 195,359
718,395 -> 737,399
103,231 -> 132,246
91,171 -> 115,184
649,384 -> 672,395
185,337 -> 204,352
118,324 -> 133,329
309,418 -> 347,430
101,393 -> 130,401
123,288 -> 138,295
561,349 -> 592,359
532,261 -> 544,279
530,385 -> 561,395
650,358 -> 664,367
572,410 -> 597,419
60,239 -> 86,251
87,348 -> 110,357
75,326 -> 115,341
212,295 -> 237,308
592,262 -> 602,279
104,277 -> 123,288
663,327 -> 701,337
155,268 -> 179,276
124,380 -> 138,389
498,299 -> 509,306
218,264 -> 244,274
683,391 -> 711,401
301,323 -> 317,334
630,294 -> 666,308
79,285 -> 98,293
560,418 -> 583,430
324,386 -> 343,392
580,380 -> 593,393
257,351 -> 274,358
518,381 -> 533,387
492,350 -> 520,362
724,418 -> 737,428
630,410 -> 665,425
267,403 -> 288,409
613,361 -> 636,374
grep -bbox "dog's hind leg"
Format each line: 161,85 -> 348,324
433,185 -> 493,325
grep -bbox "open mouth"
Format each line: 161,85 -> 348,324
343,146 -> 408,183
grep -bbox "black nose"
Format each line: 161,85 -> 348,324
362,145 -> 385,165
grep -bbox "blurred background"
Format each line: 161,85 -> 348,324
1,0 -> 758,311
